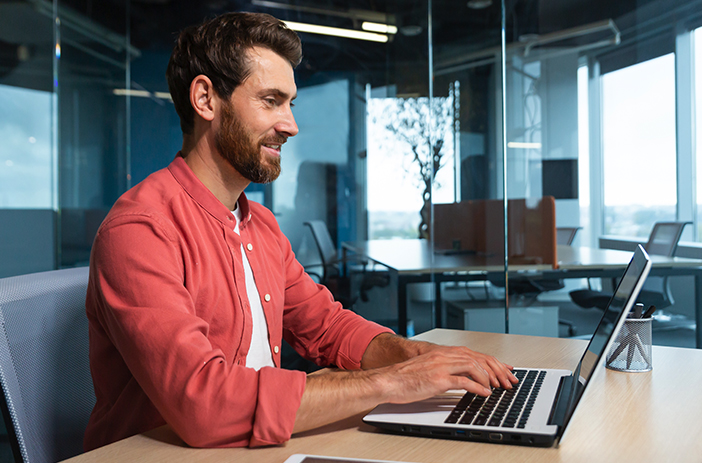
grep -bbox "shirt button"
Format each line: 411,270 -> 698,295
246,243 -> 253,251
274,346 -> 279,354
264,294 -> 271,302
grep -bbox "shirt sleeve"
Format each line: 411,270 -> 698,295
89,214 -> 306,448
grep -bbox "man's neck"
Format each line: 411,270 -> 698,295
181,137 -> 250,211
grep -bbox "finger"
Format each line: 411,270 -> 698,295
440,354 -> 492,390
491,363 -> 517,388
492,363 -> 519,389
462,362 -> 492,390
455,376 -> 492,397
436,347 -> 516,389
480,357 -> 518,389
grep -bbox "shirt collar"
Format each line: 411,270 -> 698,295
168,153 -> 253,228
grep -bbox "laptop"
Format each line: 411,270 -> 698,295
363,244 -> 652,447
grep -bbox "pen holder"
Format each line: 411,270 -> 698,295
606,317 -> 653,372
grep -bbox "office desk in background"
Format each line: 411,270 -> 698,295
64,329 -> 702,463
342,240 -> 702,347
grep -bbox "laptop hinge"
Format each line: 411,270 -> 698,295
548,375 -> 574,427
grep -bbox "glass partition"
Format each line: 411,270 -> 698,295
2,0 -> 699,346
56,0 -> 132,267
431,0 -> 700,345
0,0 -> 131,277
269,1 -> 433,337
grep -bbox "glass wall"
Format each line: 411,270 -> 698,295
2,0 -> 701,346
422,0 -> 701,345
487,0 -> 701,345
0,0 -> 131,277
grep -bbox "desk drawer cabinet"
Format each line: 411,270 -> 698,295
446,301 -> 558,337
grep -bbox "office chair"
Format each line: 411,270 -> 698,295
556,227 -> 581,246
0,267 -> 95,463
303,221 -> 389,309
570,221 -> 690,312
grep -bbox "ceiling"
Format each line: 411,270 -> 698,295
49,0 -> 655,78
3,0 -> 701,90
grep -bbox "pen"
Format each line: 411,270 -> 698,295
632,302 -> 644,319
642,305 -> 656,319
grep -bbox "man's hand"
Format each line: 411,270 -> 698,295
410,342 -> 518,391
292,333 -> 518,434
362,333 -> 517,393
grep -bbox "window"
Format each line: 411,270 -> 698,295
601,54 -> 677,237
577,64 -> 591,246
366,91 -> 456,239
695,27 -> 702,240
0,84 -> 53,209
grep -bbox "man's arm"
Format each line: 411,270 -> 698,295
292,333 -> 517,434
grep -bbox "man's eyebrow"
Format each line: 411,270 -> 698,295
260,88 -> 297,101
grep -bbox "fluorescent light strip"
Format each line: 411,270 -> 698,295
283,20 -> 388,43
154,92 -> 173,101
112,89 -> 172,101
507,142 -> 542,149
361,21 -> 397,34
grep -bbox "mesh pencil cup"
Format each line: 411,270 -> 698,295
605,317 -> 653,372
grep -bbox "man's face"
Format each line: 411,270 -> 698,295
215,46 -> 298,184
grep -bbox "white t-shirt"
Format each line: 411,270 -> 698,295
232,206 -> 275,371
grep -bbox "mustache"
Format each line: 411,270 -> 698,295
259,134 -> 288,146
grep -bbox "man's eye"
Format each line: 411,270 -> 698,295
265,98 -> 277,106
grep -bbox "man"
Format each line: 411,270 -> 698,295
84,12 -> 517,451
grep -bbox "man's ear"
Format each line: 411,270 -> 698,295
190,75 -> 217,122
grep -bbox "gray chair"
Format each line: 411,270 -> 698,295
556,227 -> 581,246
303,220 -> 389,309
570,221 -> 690,311
0,267 -> 95,463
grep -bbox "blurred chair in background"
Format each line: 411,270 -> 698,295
570,222 -> 691,323
303,220 -> 389,310
556,227 -> 581,246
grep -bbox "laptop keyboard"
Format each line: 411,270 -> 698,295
444,369 -> 545,428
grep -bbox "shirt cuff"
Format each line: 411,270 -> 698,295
336,322 -> 395,371
249,367 -> 307,447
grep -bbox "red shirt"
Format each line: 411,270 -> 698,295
84,155 -> 392,450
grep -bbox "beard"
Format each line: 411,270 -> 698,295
215,99 -> 283,184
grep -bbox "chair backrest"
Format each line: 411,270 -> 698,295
303,221 -> 339,282
644,221 -> 690,257
0,267 -> 94,463
556,227 -> 581,246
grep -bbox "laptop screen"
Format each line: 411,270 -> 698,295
561,244 -> 651,435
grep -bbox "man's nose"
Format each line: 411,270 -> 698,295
277,106 -> 298,137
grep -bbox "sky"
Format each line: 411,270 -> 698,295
601,53 -> 678,207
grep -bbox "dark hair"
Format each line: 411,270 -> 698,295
166,12 -> 302,134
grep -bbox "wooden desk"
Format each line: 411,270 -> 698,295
64,329 -> 702,463
343,240 -> 702,346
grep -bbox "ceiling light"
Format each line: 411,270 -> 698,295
507,142 -> 542,149
361,22 -> 397,34
467,0 -> 492,9
283,21 -> 388,43
113,89 -> 150,98
112,89 -> 172,101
